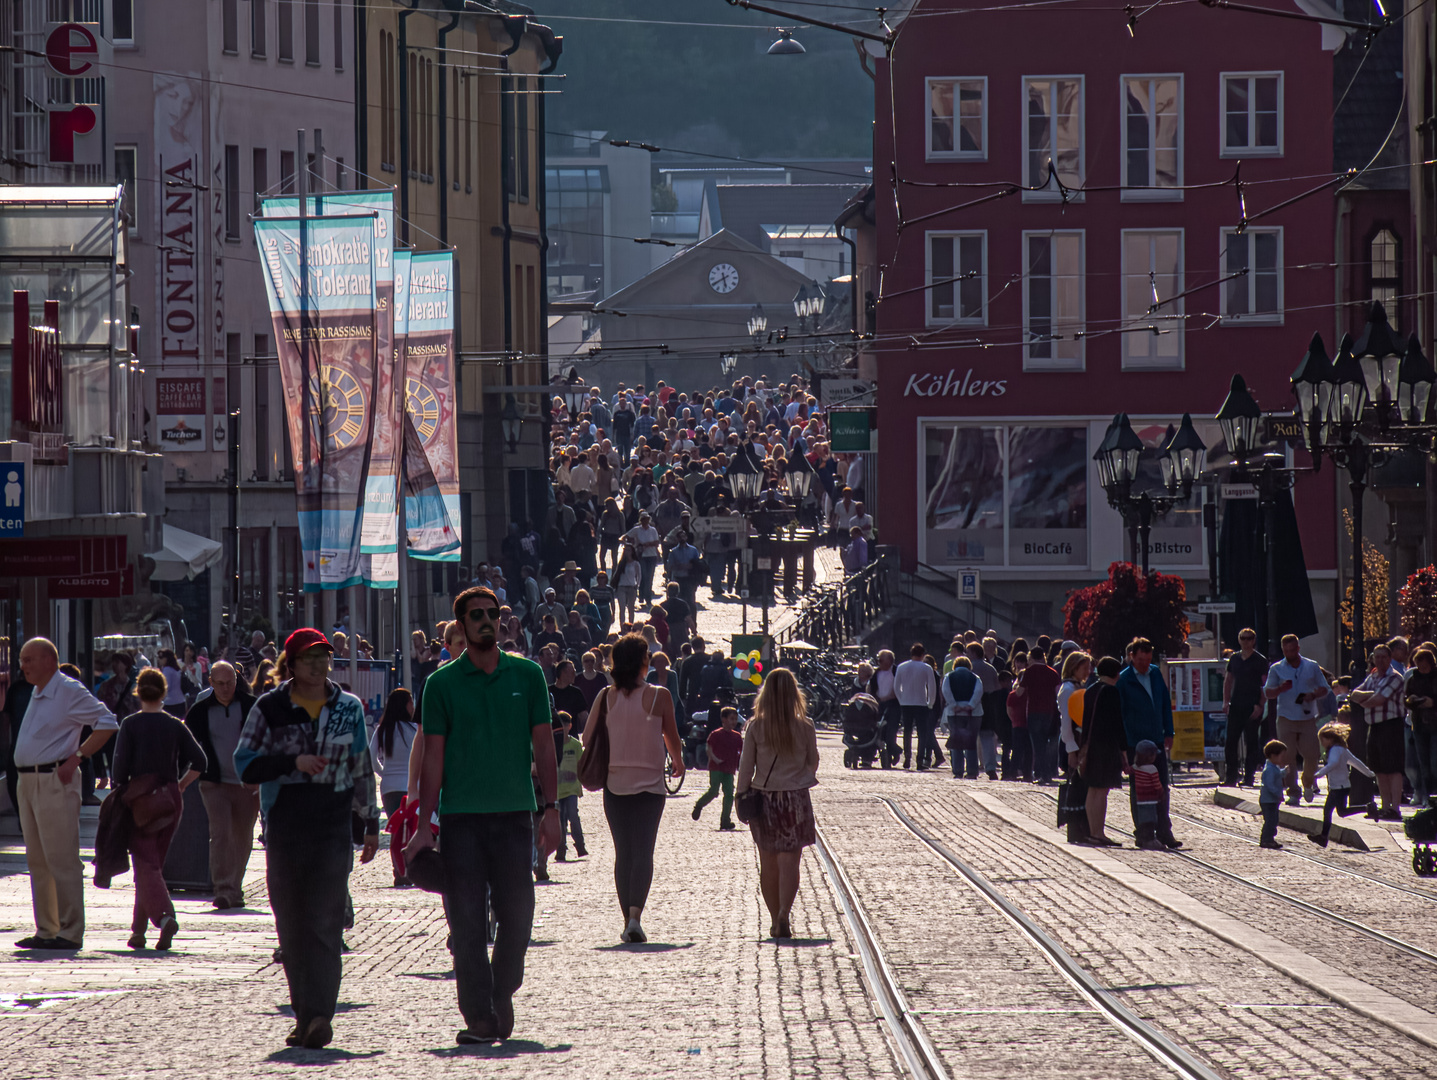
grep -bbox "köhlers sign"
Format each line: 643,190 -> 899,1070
903,368 -> 1008,398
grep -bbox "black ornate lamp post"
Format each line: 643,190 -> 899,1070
1095,413 -> 1202,574
785,446 -> 815,525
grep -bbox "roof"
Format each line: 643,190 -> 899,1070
704,184 -> 866,250
597,228 -> 814,309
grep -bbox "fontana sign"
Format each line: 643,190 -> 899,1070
903,368 -> 1008,398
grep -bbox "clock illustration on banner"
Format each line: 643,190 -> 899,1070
406,377 -> 441,442
708,262 -> 739,294
309,366 -> 368,451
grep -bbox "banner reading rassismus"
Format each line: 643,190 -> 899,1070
405,251 -> 460,561
254,213 -> 378,591
263,191 -> 399,559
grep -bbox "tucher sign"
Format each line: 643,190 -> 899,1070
157,377 -> 207,451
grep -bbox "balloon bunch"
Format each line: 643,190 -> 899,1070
732,649 -> 764,687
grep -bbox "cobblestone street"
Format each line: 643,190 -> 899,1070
5,741 -> 1437,1078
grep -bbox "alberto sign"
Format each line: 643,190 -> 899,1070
904,368 -> 1008,398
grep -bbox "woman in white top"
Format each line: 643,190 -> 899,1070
584,633 -> 684,944
736,668 -> 820,940
370,688 -> 417,822
613,540 -> 642,627
1057,651 -> 1092,774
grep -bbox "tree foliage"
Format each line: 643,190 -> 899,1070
1063,562 -> 1189,660
1399,565 -> 1437,645
1338,509 -> 1390,648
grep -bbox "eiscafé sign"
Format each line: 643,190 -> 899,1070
903,368 -> 1009,398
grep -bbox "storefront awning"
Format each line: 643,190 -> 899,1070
145,524 -> 223,581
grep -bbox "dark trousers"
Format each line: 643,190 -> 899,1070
1008,726 -> 1031,779
1029,712 -> 1058,783
900,705 -> 928,765
879,699 -> 900,761
1225,706 -> 1263,786
695,770 -> 735,826
639,557 -> 659,602
1321,786 -> 1351,837
603,789 -> 665,913
381,790 -> 405,825
266,785 -> 353,1032
1127,747 -> 1177,843
709,554 -> 734,595
441,811 -> 536,1031
1260,800 -> 1280,845
128,785 -> 181,933
919,714 -> 943,768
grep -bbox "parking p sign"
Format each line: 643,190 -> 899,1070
0,462 -> 24,537
957,567 -> 980,601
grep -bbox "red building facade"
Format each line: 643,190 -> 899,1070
869,1 -> 1344,650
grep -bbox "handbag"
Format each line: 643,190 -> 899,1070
735,754 -> 776,825
121,773 -> 179,835
577,687 -> 612,792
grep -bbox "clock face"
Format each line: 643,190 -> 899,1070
406,377 -> 441,442
309,366 -> 368,451
708,262 -> 739,294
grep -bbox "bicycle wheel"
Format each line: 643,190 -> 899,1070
664,749 -> 685,795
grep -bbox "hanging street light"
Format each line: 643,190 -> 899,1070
785,446 -> 815,504
1353,301 -> 1403,420
1397,334 -> 1435,426
767,28 -> 806,54
725,440 -> 765,507
1290,332 -> 1335,452
720,351 -> 738,376
1216,374 -> 1263,463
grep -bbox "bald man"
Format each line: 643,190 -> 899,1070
184,661 -> 259,909
13,638 -> 117,951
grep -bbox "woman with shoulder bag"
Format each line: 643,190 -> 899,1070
1076,656 -> 1128,847
112,667 -> 207,950
581,633 -> 684,944
1404,647 -> 1437,809
735,668 -> 820,940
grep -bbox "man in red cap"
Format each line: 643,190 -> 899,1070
235,627 -> 379,1050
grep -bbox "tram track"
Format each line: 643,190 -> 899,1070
813,801 -> 1227,1080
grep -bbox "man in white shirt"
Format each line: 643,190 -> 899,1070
624,512 -> 662,603
567,453 -> 595,497
894,644 -> 937,770
1263,633 -> 1329,806
851,503 -> 874,543
13,637 -> 117,951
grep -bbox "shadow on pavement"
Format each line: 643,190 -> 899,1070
398,970 -> 456,980
264,1048 -> 384,1064
771,937 -> 834,948
427,1040 -> 572,1059
592,941 -> 695,953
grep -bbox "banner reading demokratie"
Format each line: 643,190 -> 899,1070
364,248 -> 411,590
254,213 -> 378,591
264,191 -> 399,562
405,250 -> 460,560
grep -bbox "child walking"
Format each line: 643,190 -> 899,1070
692,707 -> 743,831
555,712 -> 587,862
1308,717 -> 1374,848
1131,740 -> 1166,850
1259,739 -> 1290,849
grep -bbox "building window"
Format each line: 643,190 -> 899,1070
379,30 -> 395,171
224,145 -> 241,240
1024,231 -> 1084,370
113,0 -> 134,45
927,77 -> 985,160
334,0 -> 344,71
223,0 -> 238,53
422,57 -> 436,181
278,0 -> 293,61
1222,73 -> 1281,155
114,145 -> 138,232
305,0 -> 321,65
253,148 -> 268,212
1023,77 -> 1083,199
1123,76 -> 1180,197
1369,227 -> 1400,312
280,149 -> 295,194
1122,230 -> 1183,369
1221,228 -> 1282,322
546,166 -> 608,297
926,232 -> 986,325
252,0 -> 266,57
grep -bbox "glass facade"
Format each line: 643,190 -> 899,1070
545,165 -> 608,299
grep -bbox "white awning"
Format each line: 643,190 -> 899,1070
145,524 -> 224,581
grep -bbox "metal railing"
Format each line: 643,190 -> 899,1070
775,558 -> 889,651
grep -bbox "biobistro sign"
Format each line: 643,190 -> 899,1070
903,368 -> 1009,398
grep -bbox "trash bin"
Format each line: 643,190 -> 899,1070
163,782 -> 212,892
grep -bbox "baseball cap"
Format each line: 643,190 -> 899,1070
284,628 -> 334,663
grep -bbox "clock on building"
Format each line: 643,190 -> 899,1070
708,262 -> 739,294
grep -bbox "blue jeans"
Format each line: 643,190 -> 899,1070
440,812 -> 536,1030
639,557 -> 659,602
1260,800 -> 1280,844
1028,712 -> 1058,783
558,794 -> 585,857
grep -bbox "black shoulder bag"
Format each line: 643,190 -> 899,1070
735,753 -> 776,825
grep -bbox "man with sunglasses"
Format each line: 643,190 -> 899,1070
406,586 -> 559,1046
1222,629 -> 1268,788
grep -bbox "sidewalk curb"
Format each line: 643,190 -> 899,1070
1211,787 -> 1398,852
967,790 -> 1437,1052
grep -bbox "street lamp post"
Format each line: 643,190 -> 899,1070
727,441 -> 771,634
1094,413 -> 1202,574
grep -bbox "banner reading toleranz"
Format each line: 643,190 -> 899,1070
405,250 -> 461,561
253,213 -> 378,591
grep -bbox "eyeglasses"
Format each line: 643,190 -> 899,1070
294,652 -> 331,667
465,606 -> 502,621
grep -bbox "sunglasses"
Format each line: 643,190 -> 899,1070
465,606 -> 502,621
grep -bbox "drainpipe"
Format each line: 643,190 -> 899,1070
499,15 -> 526,360
397,0 -> 419,244
355,0 -> 366,184
436,9 -> 460,245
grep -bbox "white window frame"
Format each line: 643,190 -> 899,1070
1022,230 -> 1085,372
1120,74 -> 1183,202
925,230 -> 988,327
925,76 -> 987,161
1120,228 -> 1184,371
112,0 -> 135,47
1022,75 -> 1085,203
1220,71 -> 1283,157
1219,227 -> 1283,325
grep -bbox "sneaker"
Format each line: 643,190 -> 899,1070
1307,833 -> 1329,847
126,932 -> 146,950
719,822 -> 736,831
1286,794 -> 1302,807
534,866 -> 549,882
13,936 -> 50,949
494,996 -> 515,1040
1304,786 -> 1318,803
1260,839 -> 1284,850
692,804 -> 702,821
156,917 -> 178,951
457,1028 -> 495,1045
38,937 -> 81,950
300,1016 -> 332,1049
1138,838 -> 1166,851
623,918 -> 647,944
1160,837 -> 1184,850
987,772 -> 998,781
1382,808 -> 1403,822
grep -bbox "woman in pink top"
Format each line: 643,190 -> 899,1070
585,634 -> 684,944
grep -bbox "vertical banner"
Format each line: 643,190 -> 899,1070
264,191 -> 398,560
253,212 -> 378,591
404,251 -> 461,560
363,247 -> 413,590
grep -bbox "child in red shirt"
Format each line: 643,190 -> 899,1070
692,707 -> 742,831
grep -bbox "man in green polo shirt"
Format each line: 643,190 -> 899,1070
406,585 -> 558,1045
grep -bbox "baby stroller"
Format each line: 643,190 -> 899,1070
842,693 -> 893,769
1407,807 -> 1437,876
